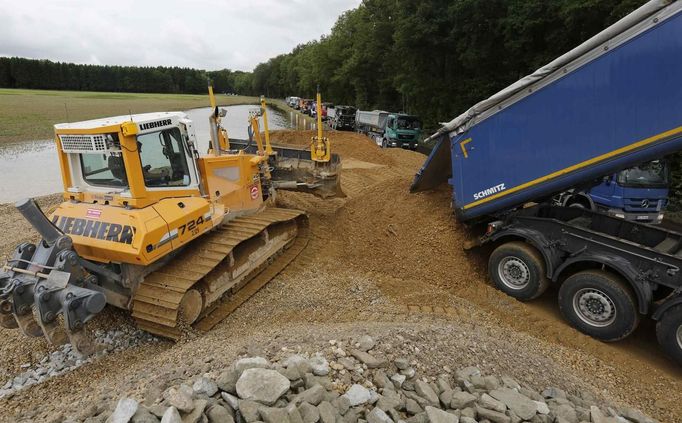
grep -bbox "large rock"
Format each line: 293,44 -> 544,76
160,407 -> 181,423
490,388 -> 537,420
350,349 -> 387,368
181,400 -> 207,423
294,384 -> 326,406
478,393 -> 506,413
192,377 -> 218,397
425,406 -> 458,423
216,368 -> 240,394
206,404 -> 234,423
236,368 -> 291,406
131,406 -> 160,423
221,392 -> 240,410
238,400 -> 261,423
108,398 -> 139,423
357,335 -> 375,352
554,404 -> 578,423
450,392 -> 477,409
284,354 -> 314,375
298,402 -> 320,423
414,380 -> 439,406
163,386 -> 194,413
475,405 -> 511,423
235,357 -> 270,373
309,355 -> 330,376
259,406 -> 291,423
343,384 -> 371,406
366,407 -> 393,423
317,401 -> 340,423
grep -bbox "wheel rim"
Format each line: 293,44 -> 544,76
497,257 -> 531,290
572,288 -> 616,327
677,324 -> 682,350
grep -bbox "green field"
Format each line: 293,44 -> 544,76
0,89 -> 260,144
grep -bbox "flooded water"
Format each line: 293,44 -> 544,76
0,104 -> 303,203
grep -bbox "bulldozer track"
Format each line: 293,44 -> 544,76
131,208 -> 309,339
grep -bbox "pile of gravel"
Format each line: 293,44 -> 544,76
0,327 -> 157,399
95,335 -> 656,423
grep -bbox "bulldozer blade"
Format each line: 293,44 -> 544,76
228,139 -> 344,198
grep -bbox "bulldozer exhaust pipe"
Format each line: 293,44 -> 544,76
15,198 -> 63,246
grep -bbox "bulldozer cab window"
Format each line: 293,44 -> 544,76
137,127 -> 191,187
80,153 -> 128,187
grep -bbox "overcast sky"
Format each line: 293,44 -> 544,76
0,0 -> 361,71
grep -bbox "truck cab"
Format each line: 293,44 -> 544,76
562,160 -> 669,224
382,114 -> 421,150
332,106 -> 357,131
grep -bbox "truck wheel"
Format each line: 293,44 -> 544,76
656,304 -> 682,365
558,270 -> 639,342
488,242 -> 549,301
381,138 -> 387,148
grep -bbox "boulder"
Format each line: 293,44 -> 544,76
366,407 -> 393,423
235,357 -> 269,374
450,392 -> 477,409
490,388 -> 537,420
414,380 -> 439,406
425,406 -> 458,423
357,335 -> 376,352
236,368 -> 291,406
298,402 -> 320,423
108,398 -> 139,423
160,407 -> 181,423
192,377 -> 218,397
343,384 -> 371,406
350,350 -> 387,369
163,386 -> 194,413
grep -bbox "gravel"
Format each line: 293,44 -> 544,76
0,326 -> 158,399
0,131 -> 680,422
88,336 -> 658,423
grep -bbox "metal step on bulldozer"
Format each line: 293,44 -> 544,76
0,87 -> 341,355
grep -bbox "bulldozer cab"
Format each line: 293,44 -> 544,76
55,112 -> 203,209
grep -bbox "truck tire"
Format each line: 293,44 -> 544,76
381,138 -> 387,148
488,242 -> 549,301
558,270 -> 639,342
656,304 -> 682,366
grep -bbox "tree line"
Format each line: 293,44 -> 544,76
247,0 -> 647,130
0,57 -> 252,95
0,0 -> 647,130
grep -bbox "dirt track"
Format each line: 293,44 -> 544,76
0,130 -> 680,422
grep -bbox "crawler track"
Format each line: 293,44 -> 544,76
131,208 -> 309,339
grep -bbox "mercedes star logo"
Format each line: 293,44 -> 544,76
641,199 -> 650,208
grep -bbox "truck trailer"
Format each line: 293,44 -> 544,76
356,110 -> 421,149
412,0 -> 682,364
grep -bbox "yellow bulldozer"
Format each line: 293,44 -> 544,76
0,88 -> 339,355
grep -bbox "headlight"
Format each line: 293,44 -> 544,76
615,213 -> 625,219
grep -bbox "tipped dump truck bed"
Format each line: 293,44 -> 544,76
412,0 -> 682,222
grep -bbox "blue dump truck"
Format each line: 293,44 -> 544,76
557,159 -> 669,223
412,0 -> 682,364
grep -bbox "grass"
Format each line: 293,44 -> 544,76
0,88 -> 260,144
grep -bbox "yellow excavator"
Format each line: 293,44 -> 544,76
0,87 -> 339,354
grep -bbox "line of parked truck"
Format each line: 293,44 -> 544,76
284,96 -> 423,151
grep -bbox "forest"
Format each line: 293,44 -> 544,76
0,0 -> 647,130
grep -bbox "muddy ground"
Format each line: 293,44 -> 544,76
0,130 -> 680,422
